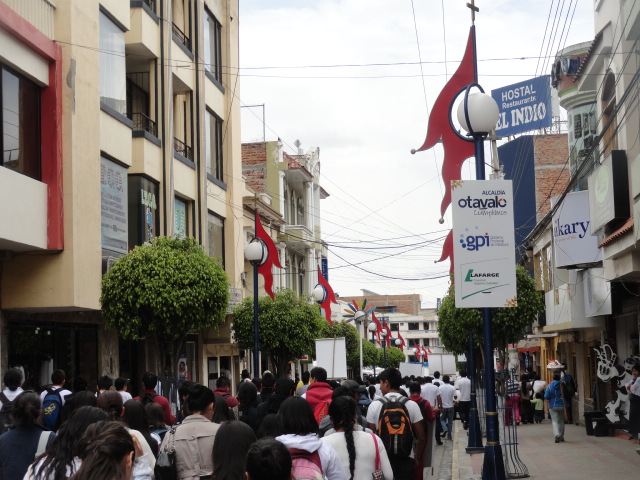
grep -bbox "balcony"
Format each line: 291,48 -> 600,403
279,224 -> 313,251
172,22 -> 191,51
129,112 -> 157,138
4,0 -> 55,39
173,137 -> 193,161
126,1 -> 160,60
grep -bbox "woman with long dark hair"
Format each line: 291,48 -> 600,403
245,438 -> 291,480
321,396 -> 392,480
0,392 -> 55,480
212,395 -> 230,424
237,381 -> 260,433
211,421 -> 256,480
69,421 -> 151,480
122,399 -> 158,457
29,406 -> 108,480
275,397 -> 345,480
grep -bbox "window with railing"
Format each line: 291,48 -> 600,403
172,0 -> 191,51
126,73 -> 156,137
174,137 -> 192,160
1,64 -> 41,179
173,92 -> 192,160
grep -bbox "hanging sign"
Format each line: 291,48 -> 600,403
491,76 -> 553,136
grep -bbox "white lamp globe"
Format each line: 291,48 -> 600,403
457,92 -> 500,135
413,347 -> 419,354
394,338 -> 402,347
367,322 -> 378,333
312,284 -> 327,303
380,329 -> 388,338
353,310 -> 366,324
244,239 -> 266,263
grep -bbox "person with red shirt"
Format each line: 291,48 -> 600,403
213,376 -> 239,409
135,371 -> 175,426
301,367 -> 333,410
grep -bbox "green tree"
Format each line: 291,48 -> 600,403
319,321 -> 378,374
232,289 -> 324,377
101,236 -> 229,375
379,346 -> 406,369
438,265 -> 544,368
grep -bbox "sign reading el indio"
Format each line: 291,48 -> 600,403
491,76 -> 553,136
452,180 -> 517,308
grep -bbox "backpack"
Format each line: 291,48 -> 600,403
140,392 -> 158,406
563,374 -> 576,396
42,388 -> 63,431
313,400 -> 331,425
289,448 -> 323,480
412,396 -> 431,432
377,395 -> 414,459
0,392 -> 14,434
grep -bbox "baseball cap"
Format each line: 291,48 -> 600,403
341,379 -> 366,393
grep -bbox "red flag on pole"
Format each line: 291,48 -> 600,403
316,266 -> 337,324
254,211 -> 282,300
397,332 -> 406,350
422,346 -> 429,362
370,312 -> 383,345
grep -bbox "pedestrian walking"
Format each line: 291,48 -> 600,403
211,420 -> 256,480
531,392 -> 544,423
438,375 -> 456,439
420,376 -> 443,445
625,363 -> 640,441
544,372 -> 566,443
0,368 -> 24,434
245,438 -> 291,480
455,371 -> 471,430
134,372 -> 175,426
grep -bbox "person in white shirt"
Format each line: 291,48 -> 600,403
115,377 -> 132,403
455,371 -> 471,430
40,369 -> 72,405
366,368 -> 425,480
420,376 -> 443,445
437,375 -> 457,440
0,368 -> 24,411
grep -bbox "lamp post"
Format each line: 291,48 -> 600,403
244,239 -> 268,378
457,87 -> 504,479
380,327 -> 387,368
367,322 -> 378,376
353,310 -> 366,377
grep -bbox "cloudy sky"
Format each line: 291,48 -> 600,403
238,0 -> 594,307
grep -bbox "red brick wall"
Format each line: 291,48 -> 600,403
337,294 -> 422,316
533,135 -> 570,221
241,143 -> 267,193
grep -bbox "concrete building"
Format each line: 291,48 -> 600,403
0,0 -> 243,394
525,0 -> 640,426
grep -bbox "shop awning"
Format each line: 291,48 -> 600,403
518,346 -> 541,353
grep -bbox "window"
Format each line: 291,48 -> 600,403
172,0 -> 191,50
128,176 -> 159,247
204,10 -> 222,82
207,212 -> 224,266
601,71 -> 617,156
99,12 -> 126,115
408,322 -> 419,331
1,65 -> 40,179
205,109 -> 223,180
174,197 -> 188,238
390,324 -> 399,332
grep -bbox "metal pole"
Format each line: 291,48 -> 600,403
371,330 -> 377,377
252,261 -> 260,377
467,332 -> 484,452
475,136 -> 505,480
359,319 -> 364,377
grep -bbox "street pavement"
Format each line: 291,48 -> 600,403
433,418 -> 640,479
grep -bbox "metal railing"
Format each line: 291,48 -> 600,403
141,0 -> 155,11
173,137 -> 192,160
128,112 -> 157,137
172,22 -> 191,51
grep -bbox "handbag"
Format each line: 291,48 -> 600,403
155,423 -> 180,480
370,432 -> 385,480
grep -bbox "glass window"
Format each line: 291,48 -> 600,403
1,66 -> 40,179
204,10 -> 222,81
207,212 -> 224,266
205,109 -> 223,181
100,12 -> 126,115
174,197 -> 188,238
128,176 -> 159,247
390,324 -> 399,332
408,322 -> 419,331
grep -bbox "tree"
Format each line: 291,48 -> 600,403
319,321 -> 378,373
101,236 -> 229,376
379,346 -> 406,369
437,265 -> 544,368
232,289 -> 324,377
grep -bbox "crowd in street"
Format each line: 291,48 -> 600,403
0,366 -> 460,480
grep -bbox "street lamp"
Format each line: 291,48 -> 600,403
457,86 -> 504,477
380,328 -> 387,368
367,322 -> 378,375
245,239 -> 268,378
353,310 -> 366,377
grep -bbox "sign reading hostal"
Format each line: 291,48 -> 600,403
491,76 -> 553,136
452,180 -> 517,308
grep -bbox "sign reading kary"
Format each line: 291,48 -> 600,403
452,180 -> 517,308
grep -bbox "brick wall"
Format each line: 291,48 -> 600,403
241,142 -> 267,193
533,135 -> 570,221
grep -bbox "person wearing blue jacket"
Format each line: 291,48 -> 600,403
544,372 -> 566,443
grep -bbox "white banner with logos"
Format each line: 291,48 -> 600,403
452,180 -> 517,308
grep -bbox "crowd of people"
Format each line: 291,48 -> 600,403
0,365 -> 471,480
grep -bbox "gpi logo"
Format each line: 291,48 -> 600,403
459,229 -> 490,251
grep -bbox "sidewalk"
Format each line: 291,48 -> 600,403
451,420 -> 640,479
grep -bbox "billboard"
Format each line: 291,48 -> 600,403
452,180 -> 517,308
492,76 -> 553,136
552,190 -> 601,268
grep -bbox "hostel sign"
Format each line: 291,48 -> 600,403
452,180 -> 517,308
491,76 -> 553,136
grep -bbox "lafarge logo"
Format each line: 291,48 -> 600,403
465,269 -> 500,281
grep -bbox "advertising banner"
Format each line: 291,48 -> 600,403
492,76 -> 553,136
100,157 -> 128,255
452,180 -> 517,308
552,190 -> 601,268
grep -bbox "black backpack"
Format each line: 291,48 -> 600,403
0,392 -> 14,434
377,396 -> 414,459
140,392 -> 158,406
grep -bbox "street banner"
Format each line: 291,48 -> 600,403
492,76 -> 553,136
452,180 -> 517,308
